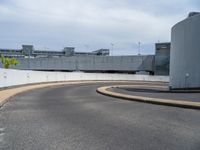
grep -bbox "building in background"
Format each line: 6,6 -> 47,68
170,12 -> 200,89
92,49 -> 110,56
0,48 -> 24,58
0,45 -> 110,58
154,42 -> 170,75
0,43 -> 170,75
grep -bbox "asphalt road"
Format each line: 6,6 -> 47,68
0,83 -> 200,150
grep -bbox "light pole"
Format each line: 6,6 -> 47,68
110,43 -> 114,56
138,42 -> 141,55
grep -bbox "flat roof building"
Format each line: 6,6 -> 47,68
0,45 -> 110,58
154,42 -> 170,75
0,44 -> 170,76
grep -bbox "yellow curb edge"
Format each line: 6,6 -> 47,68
0,81 -> 114,107
97,85 -> 200,110
0,80 -> 164,107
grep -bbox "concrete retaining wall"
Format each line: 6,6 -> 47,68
0,68 -> 169,88
1,55 -> 154,73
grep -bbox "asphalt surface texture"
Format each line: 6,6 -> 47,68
111,86 -> 200,102
0,82 -> 200,150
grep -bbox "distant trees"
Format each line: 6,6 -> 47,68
0,56 -> 19,69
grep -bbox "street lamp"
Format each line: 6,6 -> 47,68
110,43 -> 114,56
138,42 -> 141,55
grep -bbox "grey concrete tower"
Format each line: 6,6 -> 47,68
170,12 -> 200,89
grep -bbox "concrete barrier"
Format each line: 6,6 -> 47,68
0,68 -> 169,88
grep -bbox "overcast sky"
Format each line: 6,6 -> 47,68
0,0 -> 199,55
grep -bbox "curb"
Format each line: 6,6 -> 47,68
0,80 -> 162,107
97,85 -> 200,110
0,81 -> 74,107
0,81 -> 107,107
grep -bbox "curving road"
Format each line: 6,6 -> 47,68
0,83 -> 200,150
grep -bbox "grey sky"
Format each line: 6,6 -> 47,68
0,0 -> 199,55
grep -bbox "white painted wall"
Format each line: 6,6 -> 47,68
0,68 -> 169,88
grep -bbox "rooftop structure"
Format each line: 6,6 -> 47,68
154,42 -> 170,75
188,12 -> 200,18
92,49 -> 110,56
0,45 -> 110,58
